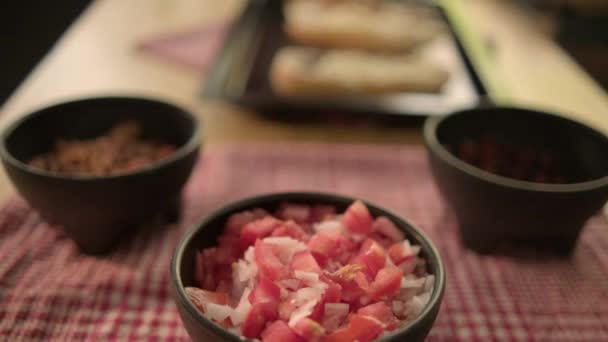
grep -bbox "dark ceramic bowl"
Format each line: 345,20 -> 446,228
0,96 -> 201,254
171,192 -> 446,342
424,106 -> 608,254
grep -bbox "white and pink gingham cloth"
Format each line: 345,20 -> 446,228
1,144 -> 607,341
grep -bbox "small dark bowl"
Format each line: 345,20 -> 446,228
424,106 -> 608,254
171,192 -> 446,342
0,96 -> 201,254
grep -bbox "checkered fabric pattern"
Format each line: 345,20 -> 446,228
1,144 -> 607,341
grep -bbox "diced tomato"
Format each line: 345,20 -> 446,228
190,202 -> 431,341
328,265 -> 368,306
291,250 -> 322,274
388,240 -> 417,265
249,276 -> 281,320
370,267 -> 403,300
272,221 -> 309,241
310,276 -> 343,321
310,205 -> 337,223
341,200 -> 373,235
307,231 -> 340,258
354,272 -> 371,292
217,234 -> 241,258
277,203 -> 311,223
372,216 -> 404,242
279,297 -> 298,322
369,232 -> 394,250
322,314 -> 384,342
255,239 -> 288,280
241,217 -> 283,249
357,302 -> 398,330
311,251 -> 329,268
243,303 -> 268,339
226,208 -> 267,235
293,318 -> 325,340
321,276 -> 342,303
358,239 -> 387,278
335,236 -> 358,265
185,287 -> 230,314
214,244 -> 237,266
262,320 -> 304,342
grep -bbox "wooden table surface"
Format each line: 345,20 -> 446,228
0,0 -> 606,200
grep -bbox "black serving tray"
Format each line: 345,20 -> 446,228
202,0 -> 488,117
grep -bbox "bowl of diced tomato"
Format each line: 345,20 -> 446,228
171,192 -> 445,342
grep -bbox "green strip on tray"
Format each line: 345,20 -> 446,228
439,0 -> 511,104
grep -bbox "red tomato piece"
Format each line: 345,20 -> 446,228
279,298 -> 298,322
310,205 -> 337,223
261,320 -> 304,342
311,251 -> 329,268
242,303 -> 269,339
388,241 -> 417,265
241,217 -> 282,249
217,234 -> 241,258
372,216 -> 404,242
307,231 -> 340,258
322,314 -> 384,342
277,203 -> 311,223
359,239 -> 387,278
357,302 -> 398,330
291,250 -> 322,274
255,239 -> 288,281
293,317 -> 325,340
226,208 -> 267,235
214,245 -> 237,266
368,233 -> 394,250
341,200 -> 373,235
370,267 -> 403,300
322,276 -> 343,303
272,220 -> 308,241
328,265 -> 368,306
249,276 -> 281,320
310,276 -> 343,321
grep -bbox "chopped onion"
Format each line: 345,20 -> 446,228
205,303 -> 232,322
263,236 -> 307,263
323,303 -> 349,332
280,278 -> 302,291
417,292 -> 431,307
230,288 -> 252,326
422,275 -> 435,293
404,295 -> 425,318
288,298 -> 318,327
244,246 -> 255,263
401,276 -> 426,289
324,303 -> 349,316
392,300 -> 404,314
313,220 -> 344,234
294,270 -> 319,283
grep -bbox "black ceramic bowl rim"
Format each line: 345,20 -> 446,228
424,106 -> 608,193
0,95 -> 201,181
171,192 -> 446,342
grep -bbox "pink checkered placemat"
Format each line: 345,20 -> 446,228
1,144 -> 608,341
